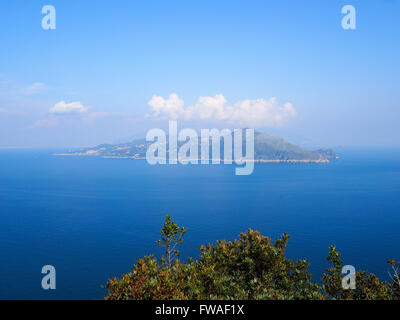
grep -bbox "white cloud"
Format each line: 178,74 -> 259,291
23,82 -> 46,95
84,111 -> 112,119
0,107 -> 26,116
147,93 -> 185,120
31,118 -> 59,128
49,101 -> 89,115
147,94 -> 297,127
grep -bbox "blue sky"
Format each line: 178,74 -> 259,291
0,0 -> 399,148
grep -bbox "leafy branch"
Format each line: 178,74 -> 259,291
156,215 -> 187,267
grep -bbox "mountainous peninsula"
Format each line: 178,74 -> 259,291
55,131 -> 338,163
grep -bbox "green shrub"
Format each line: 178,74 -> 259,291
322,246 -> 398,300
104,215 -> 399,300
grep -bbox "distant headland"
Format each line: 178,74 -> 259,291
54,131 -> 338,163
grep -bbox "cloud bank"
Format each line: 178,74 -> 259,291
147,93 -> 297,127
49,101 -> 89,115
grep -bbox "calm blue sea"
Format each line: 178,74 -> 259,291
0,148 -> 399,299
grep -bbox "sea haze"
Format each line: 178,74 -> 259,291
0,148 -> 399,299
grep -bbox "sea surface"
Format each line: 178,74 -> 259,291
0,148 -> 399,299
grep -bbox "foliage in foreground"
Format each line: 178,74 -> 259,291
105,215 -> 399,300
